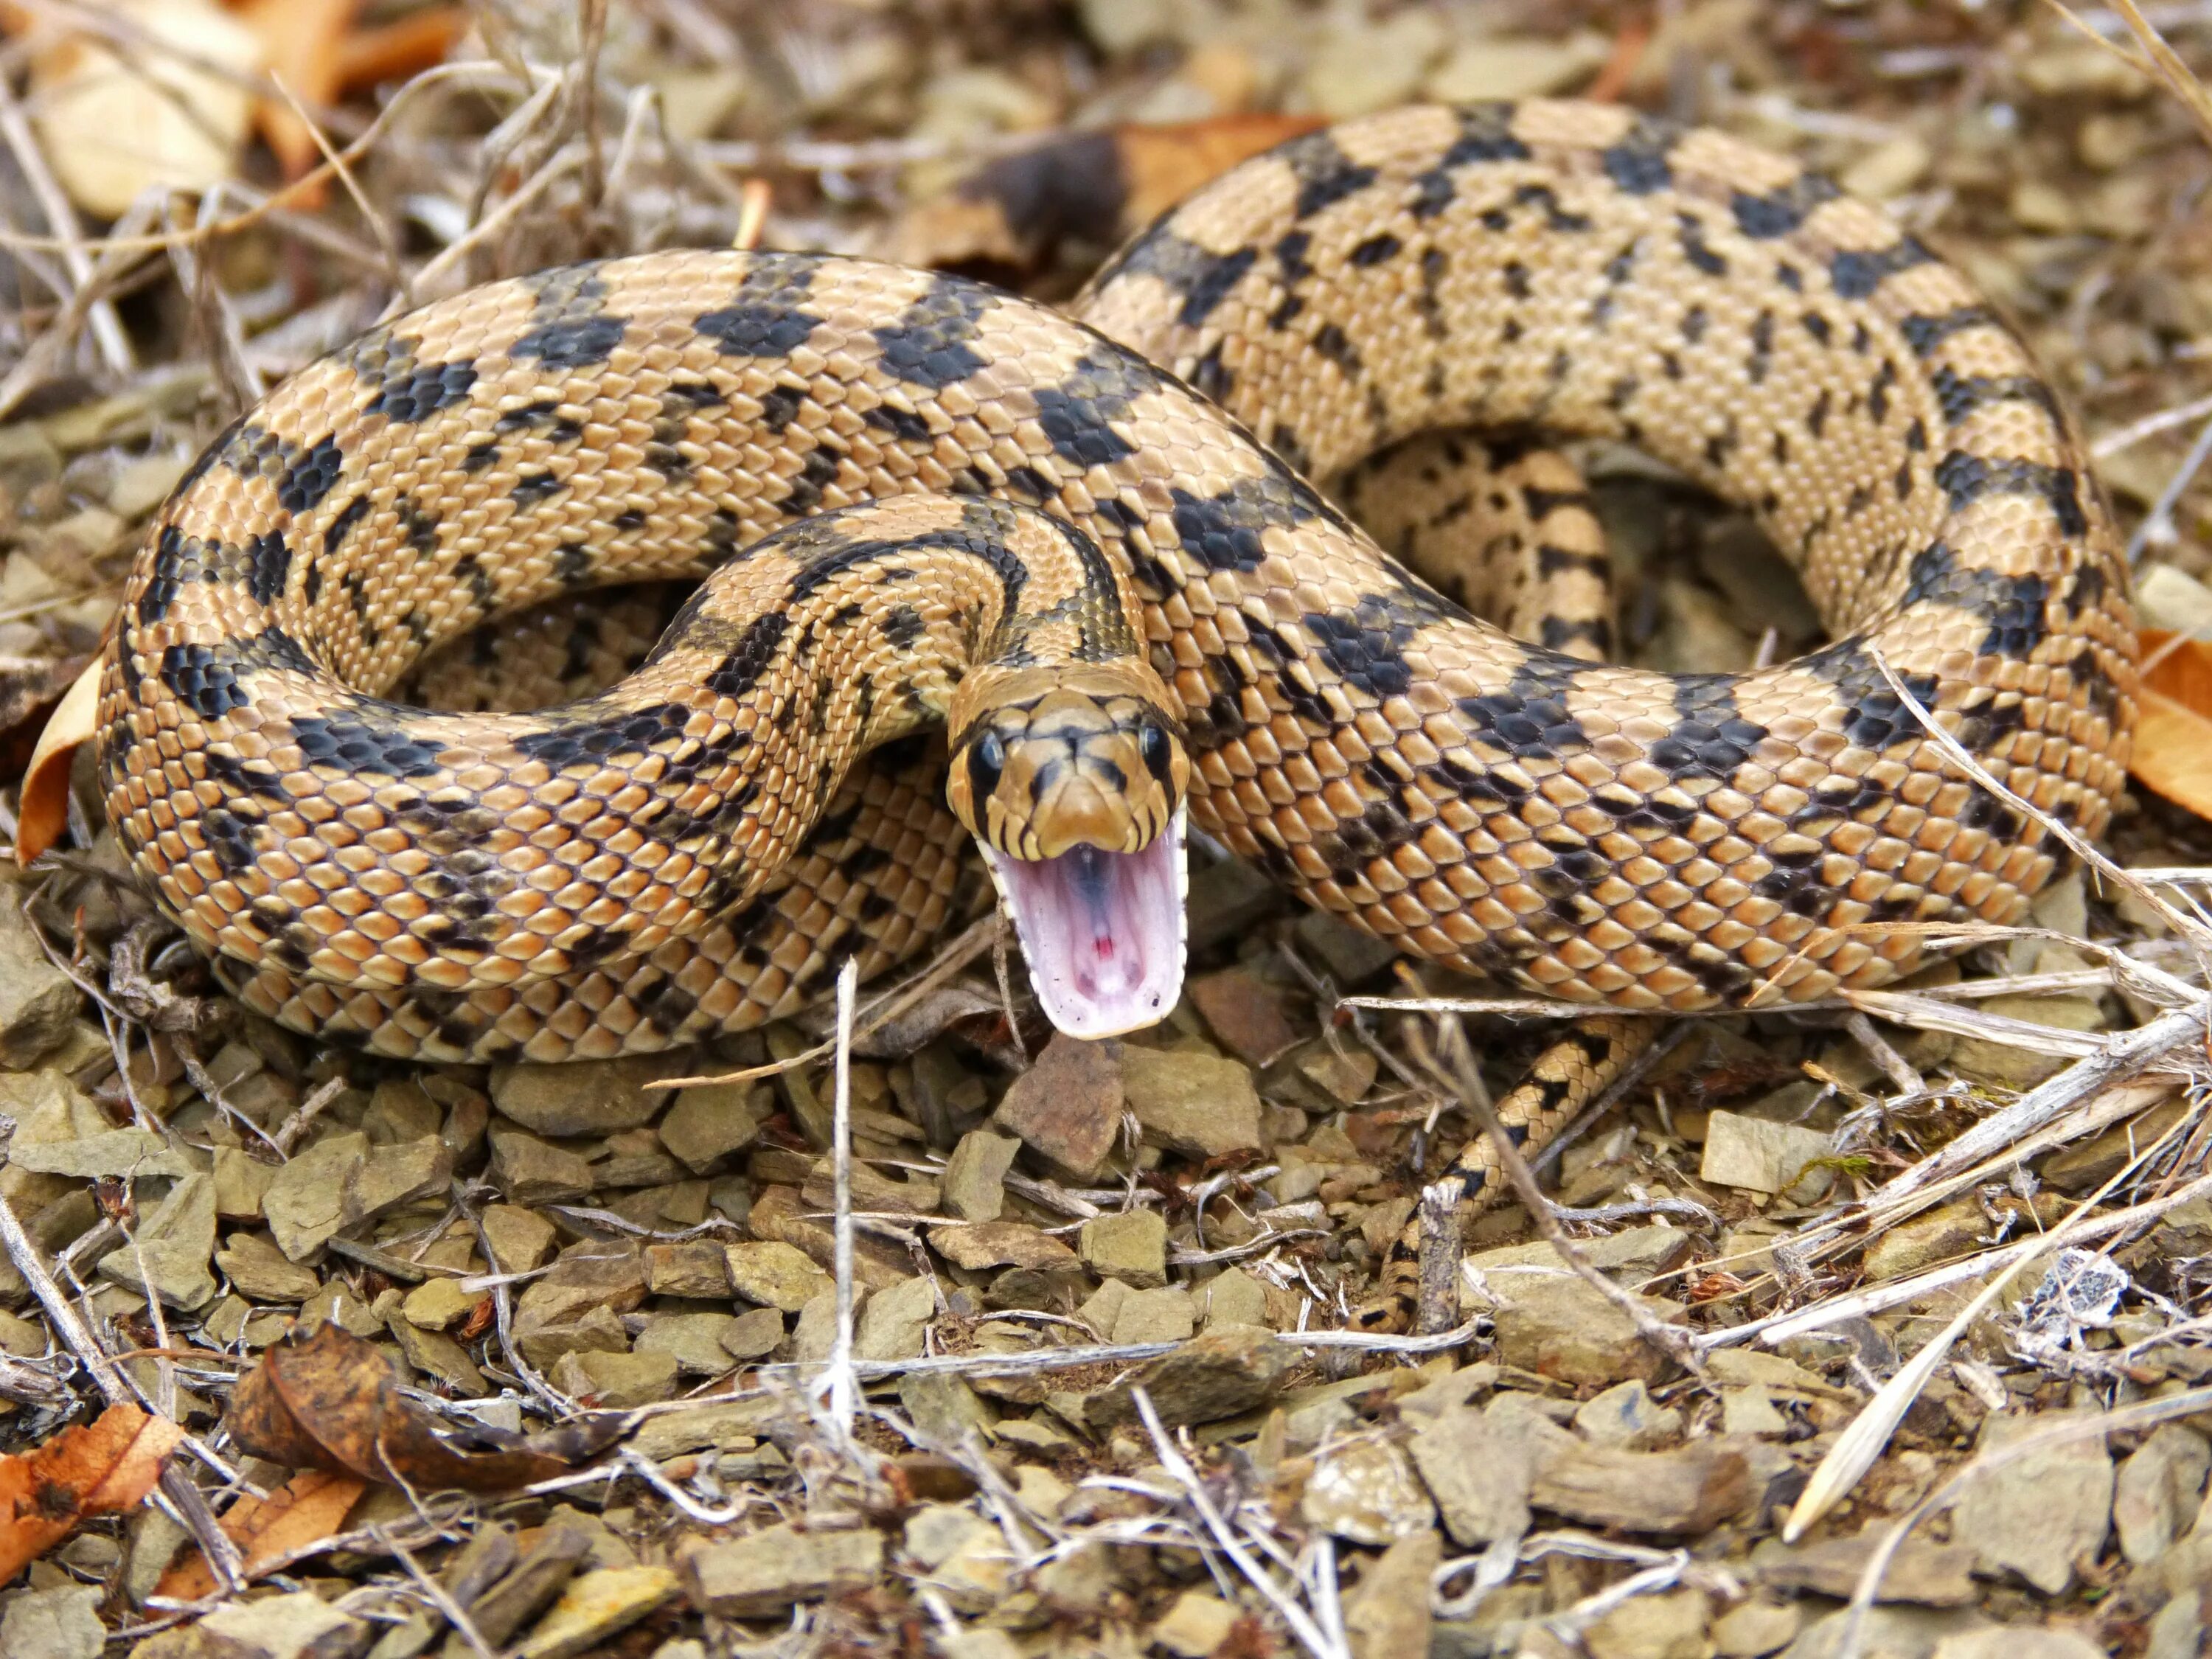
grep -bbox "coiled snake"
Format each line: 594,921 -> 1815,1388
91,102 -> 2135,1326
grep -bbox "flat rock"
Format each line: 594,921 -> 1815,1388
1949,1409 -> 2112,1593
1586,1587 -> 1712,1659
487,1128 -> 595,1207
2114,1422 -> 2210,1565
1712,1597 -> 1801,1659
215,1231 -> 321,1302
1531,1439 -> 1750,1534
1573,1380 -> 1683,1448
1928,1631 -> 2107,1659
1466,1225 -> 1696,1284
482,1203 -> 557,1273
212,1147 -> 276,1220
1111,1285 -> 1194,1343
0,1584 -> 102,1659
723,1305 -> 785,1360
551,1347 -> 680,1407
350,1135 -> 454,1220
1753,1534 -> 1978,1606
1187,967 -> 1301,1066
1701,1112 -> 1836,1202
1080,1207 -> 1167,1287
995,1034 -> 1122,1178
1948,995 -> 2104,1091
1408,1402 -> 1557,1545
511,1565 -> 681,1659
644,1239 -> 732,1298
684,1522 -> 883,1617
1120,1046 -> 1262,1158
153,1589 -> 366,1659
1200,1265 -> 1270,1330
855,1274 -> 936,1362
398,1276 -> 482,1331
1780,1607 -> 1993,1659
658,1080 -> 765,1173
1154,1589 -> 1242,1659
0,896 -> 78,1067
1302,1437 -> 1434,1544
1344,1528 -> 1441,1659
515,1244 -> 648,1332
1480,1270 -> 1687,1388
387,1321 -> 485,1396
1087,1325 -> 1288,1428
11,1124 -> 192,1180
725,1240 -> 833,1312
98,1172 -> 217,1310
490,1054 -> 672,1137
942,1129 -> 1018,1222
929,1220 -> 1078,1272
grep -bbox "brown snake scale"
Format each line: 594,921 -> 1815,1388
100,102 -> 2138,1316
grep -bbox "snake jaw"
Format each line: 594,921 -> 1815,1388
981,804 -> 1187,1039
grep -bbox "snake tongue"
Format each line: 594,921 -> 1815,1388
984,807 -> 1186,1039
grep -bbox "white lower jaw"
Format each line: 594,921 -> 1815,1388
979,807 -> 1189,1040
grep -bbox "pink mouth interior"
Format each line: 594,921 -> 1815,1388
985,815 -> 1186,1039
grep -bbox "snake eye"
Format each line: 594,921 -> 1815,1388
967,731 -> 1006,804
1138,721 -> 1175,790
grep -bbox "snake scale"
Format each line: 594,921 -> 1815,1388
97,100 -> 2136,1325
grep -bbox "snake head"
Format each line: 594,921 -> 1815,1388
945,670 -> 1190,1039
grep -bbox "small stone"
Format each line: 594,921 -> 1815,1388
1186,857 -> 1281,952
517,1303 -> 629,1371
1701,1111 -> 1835,1202
387,1321 -> 485,1395
633,1312 -> 742,1377
1863,1199 -> 2001,1282
490,1055 -> 671,1137
1302,1438 -> 1434,1545
855,1274 -> 936,1362
488,1129 -> 597,1206
2144,1591 -> 2208,1659
1200,1266 -> 1269,1330
1711,1597 -> 1801,1658
1344,1527 -> 1439,1659
2137,562 -> 2212,634
995,1034 -> 1123,1178
399,1276 -> 484,1331
481,1203 -> 557,1274
722,1305 -> 784,1361
2115,1424 -> 2211,1565
929,1220 -> 1078,1271
644,1239 -> 733,1298
0,1584 -> 102,1659
189,1589 -> 365,1659
1530,1440 -> 1750,1534
2044,1096 -> 2194,1192
1466,1226 -> 1695,1283
1947,1409 -> 2113,1594
725,1241 -> 833,1312
511,1565 -> 681,1659
1948,995 -> 2105,1091
212,1147 -> 277,1220
1111,1285 -> 1195,1343
215,1230 -> 321,1302
99,1172 -> 218,1310
1722,1385 -> 1791,1437
1187,967 -> 1300,1066
261,1133 -> 364,1260
942,1130 -> 1018,1222
657,1081 -> 765,1173
1080,1208 -> 1168,1287
1481,1271 -> 1687,1388
903,1504 -> 1009,1609
1087,1324 -> 1288,1428
682,1523 -> 883,1617
351,1136 -> 455,1221
899,1372 -> 996,1446
1120,1047 -> 1262,1158
1408,1405 -> 1552,1545
1585,1590 -> 1710,1659
362,1077 -> 440,1144
515,1244 -> 648,1332
1840,134 -> 1933,201
0,895 -> 80,1067
1154,1588 -> 1241,1658
551,1347 -> 680,1407
1573,1380 -> 1682,1448
1753,1533 -> 1978,1606
299,1281 -> 380,1339
1928,1631 -> 2107,1659
1294,908 -> 1402,984
1784,1607 -> 1994,1659
1426,32 -> 1609,101
10,1126 -> 192,1179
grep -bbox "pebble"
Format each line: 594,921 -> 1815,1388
2113,1422 -> 2208,1565
1466,1225 -> 1695,1282
1948,1409 -> 2112,1593
209,1228 -> 317,1304
1753,1534 -> 1977,1607
1408,1403 -> 1550,1545
644,1239 -> 733,1298
481,1203 -> 557,1274
511,1566 -> 681,1659
903,1504 -> 1009,1609
1186,858 -> 1281,953
1585,1589 -> 1711,1659
140,1590 -> 366,1659
0,896 -> 79,1067
995,1034 -> 1124,1178
899,1374 -> 995,1445
1425,33 -> 1609,102
1573,1380 -> 1683,1448
1153,1589 -> 1242,1658
658,1081 -> 765,1174
11,1124 -> 192,1180
1187,967 -> 1301,1066
1927,1631 -> 2107,1659
551,1348 -> 680,1407
1479,1270 -> 1687,1387
212,1147 -> 276,1220
1701,1112 -> 1836,1203
1200,1265 -> 1270,1329
351,1135 -> 455,1219
1531,1440 -> 1751,1534
1121,1046 -> 1262,1158
1840,134 -> 1934,201
635,1312 -> 742,1377
1344,1528 -> 1441,1659
0,1584 -> 102,1659
930,1220 -> 1077,1272
1111,1285 -> 1195,1343
387,1321 -> 486,1394
855,1275 -> 937,1362
399,1276 -> 483,1331
2135,562 -> 2212,635
515,1245 -> 649,1332
490,1055 -> 672,1138
1303,12 -> 1447,116
1304,1436 -> 1435,1545
1087,1324 -> 1287,1429
942,1130 -> 1018,1222
1293,910 -> 1400,985
1080,1207 -> 1168,1287
1947,995 -> 2105,1091
723,1305 -> 785,1361
99,1172 -> 217,1310
1712,1597 -> 1801,1658
725,1240 -> 834,1312
683,1523 -> 883,1617
487,1128 -> 597,1206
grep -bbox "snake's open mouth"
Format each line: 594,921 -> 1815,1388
980,807 -> 1188,1039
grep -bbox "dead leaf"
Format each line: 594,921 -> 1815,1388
14,654 -> 100,866
229,0 -> 355,187
228,1323 -> 623,1492
0,1403 -> 184,1581
2124,629 -> 2210,816
29,0 -> 262,219
332,6 -> 465,92
155,1467 -> 367,1600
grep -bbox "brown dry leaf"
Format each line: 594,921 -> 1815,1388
229,1324 -> 623,1492
2124,629 -> 2212,816
13,655 -> 100,866
0,1403 -> 184,1581
1113,114 -> 1324,225
155,1467 -> 368,1600
332,5 -> 465,91
28,0 -> 262,219
229,0 -> 355,186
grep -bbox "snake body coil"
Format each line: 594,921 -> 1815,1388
100,100 -> 2135,1066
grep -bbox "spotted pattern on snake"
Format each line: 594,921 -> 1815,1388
101,103 -> 2136,1304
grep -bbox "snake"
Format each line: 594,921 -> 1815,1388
93,100 -> 2135,1323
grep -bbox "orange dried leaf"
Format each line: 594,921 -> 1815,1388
2126,629 -> 2212,818
229,1323 -> 622,1493
231,0 -> 356,182
15,655 -> 101,866
333,6 -> 465,91
156,1467 -> 367,1600
0,1404 -> 184,1581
